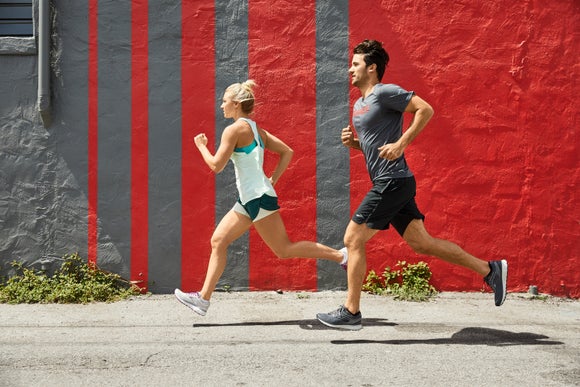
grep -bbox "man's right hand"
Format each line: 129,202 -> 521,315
341,125 -> 356,148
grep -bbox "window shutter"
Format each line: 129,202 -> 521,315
0,1 -> 34,37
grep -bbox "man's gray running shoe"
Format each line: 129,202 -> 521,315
174,289 -> 210,316
316,305 -> 362,331
484,260 -> 508,306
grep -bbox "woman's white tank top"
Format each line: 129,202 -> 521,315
230,118 -> 276,204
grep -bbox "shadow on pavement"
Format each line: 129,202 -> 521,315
193,318 -> 396,330
331,327 -> 565,346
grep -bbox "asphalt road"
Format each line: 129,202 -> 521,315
0,291 -> 578,386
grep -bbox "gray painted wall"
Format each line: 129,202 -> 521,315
1,1 -> 96,277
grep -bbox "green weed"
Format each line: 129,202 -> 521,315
0,253 -> 141,304
362,260 -> 437,301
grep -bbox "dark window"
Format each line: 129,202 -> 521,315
0,1 -> 33,37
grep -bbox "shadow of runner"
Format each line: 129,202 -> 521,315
193,318 -> 396,330
331,327 -> 564,346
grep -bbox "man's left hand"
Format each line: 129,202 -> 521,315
378,142 -> 404,160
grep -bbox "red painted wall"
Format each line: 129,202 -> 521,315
347,0 -> 578,296
248,1 -> 319,290
181,1 -> 216,289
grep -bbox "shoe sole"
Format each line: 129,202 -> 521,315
317,316 -> 362,331
498,259 -> 508,306
174,290 -> 207,316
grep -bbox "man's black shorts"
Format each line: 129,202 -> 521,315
352,176 -> 425,236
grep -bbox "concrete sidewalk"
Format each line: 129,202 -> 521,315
0,291 -> 578,387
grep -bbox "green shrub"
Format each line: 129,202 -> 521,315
0,253 -> 141,304
362,260 -> 437,301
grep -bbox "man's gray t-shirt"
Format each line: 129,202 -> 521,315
352,83 -> 414,183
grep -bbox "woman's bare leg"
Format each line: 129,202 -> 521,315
200,210 -> 252,300
253,211 -> 343,262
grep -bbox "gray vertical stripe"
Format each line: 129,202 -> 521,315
147,0 -> 182,292
214,0 -> 250,291
50,1 -> 89,259
316,0 -> 350,290
96,0 -> 131,278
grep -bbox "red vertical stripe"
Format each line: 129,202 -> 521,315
87,0 -> 98,265
181,1 -> 215,290
131,0 -> 149,291
248,0 -> 318,290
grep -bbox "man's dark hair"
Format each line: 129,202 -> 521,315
353,40 -> 390,81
